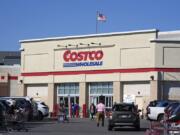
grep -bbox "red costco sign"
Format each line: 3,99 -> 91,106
63,50 -> 104,67
63,50 -> 104,62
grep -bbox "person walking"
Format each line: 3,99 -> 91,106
74,103 -> 79,118
90,103 -> 96,120
96,100 -> 105,127
71,103 -> 75,118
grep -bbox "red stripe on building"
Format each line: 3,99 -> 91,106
21,68 -> 180,77
8,76 -> 18,80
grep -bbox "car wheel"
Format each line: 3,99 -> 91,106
134,122 -> 140,131
135,125 -> 140,131
108,125 -> 113,131
38,111 -> 44,120
158,114 -> 164,122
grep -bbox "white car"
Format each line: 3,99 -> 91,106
36,101 -> 49,120
146,100 -> 170,121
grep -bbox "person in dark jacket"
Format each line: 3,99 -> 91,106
90,103 -> 96,120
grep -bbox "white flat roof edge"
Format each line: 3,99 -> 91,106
159,30 -> 180,35
150,39 -> 180,43
19,29 -> 157,43
0,65 -> 20,68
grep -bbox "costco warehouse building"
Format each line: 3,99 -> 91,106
19,29 -> 180,116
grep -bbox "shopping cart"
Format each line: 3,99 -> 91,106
145,120 -> 180,135
0,111 -> 8,131
57,113 -> 69,123
4,108 -> 28,132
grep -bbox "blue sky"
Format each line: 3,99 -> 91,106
0,0 -> 180,51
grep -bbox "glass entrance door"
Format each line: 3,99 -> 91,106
58,96 -> 79,116
57,83 -> 80,117
105,96 -> 113,108
59,96 -> 79,107
90,96 -> 99,106
89,82 -> 113,109
89,95 -> 113,108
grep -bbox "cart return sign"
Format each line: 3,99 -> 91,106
63,50 -> 104,67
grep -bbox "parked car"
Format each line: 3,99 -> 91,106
0,99 -> 11,112
0,96 -> 38,121
164,102 -> 179,116
0,101 -> 6,118
108,103 -> 141,131
164,102 -> 180,122
146,100 -> 172,121
36,101 -> 49,120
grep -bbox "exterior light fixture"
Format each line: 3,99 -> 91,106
57,44 -> 67,48
79,43 -> 89,46
19,47 -> 25,51
150,75 -> 154,80
91,42 -> 101,46
68,44 -> 78,48
79,43 -> 90,46
19,80 -> 23,84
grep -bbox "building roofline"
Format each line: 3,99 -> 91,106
150,39 -> 180,43
159,30 -> 180,35
0,65 -> 20,68
19,29 -> 157,43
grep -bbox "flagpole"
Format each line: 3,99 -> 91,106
96,11 -> 99,34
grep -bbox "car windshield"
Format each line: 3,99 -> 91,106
15,99 -> 31,108
167,103 -> 179,110
113,104 -> 135,112
173,105 -> 180,114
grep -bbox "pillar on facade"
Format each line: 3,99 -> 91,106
113,81 -> 123,103
48,83 -> 57,113
0,83 -> 9,96
79,82 -> 88,117
150,80 -> 160,101
18,84 -> 27,96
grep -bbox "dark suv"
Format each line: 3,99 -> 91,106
108,103 -> 141,131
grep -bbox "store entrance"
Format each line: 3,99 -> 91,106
59,96 -> 79,108
57,83 -> 80,117
89,82 -> 113,110
89,95 -> 113,109
59,96 -> 79,117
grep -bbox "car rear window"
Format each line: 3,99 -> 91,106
149,101 -> 157,107
156,101 -> 169,107
40,102 -> 46,106
113,104 -> 135,112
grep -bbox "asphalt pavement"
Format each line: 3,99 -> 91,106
0,118 -> 150,135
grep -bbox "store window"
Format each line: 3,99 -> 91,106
57,83 -> 79,116
89,82 -> 113,94
57,83 -> 79,95
89,82 -> 113,109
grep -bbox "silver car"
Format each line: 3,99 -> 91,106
36,101 -> 49,120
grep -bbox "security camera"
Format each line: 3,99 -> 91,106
19,47 -> 25,51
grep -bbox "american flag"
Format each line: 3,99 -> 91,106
97,13 -> 106,21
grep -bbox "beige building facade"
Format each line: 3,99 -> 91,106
0,65 -> 20,96
19,29 -> 180,116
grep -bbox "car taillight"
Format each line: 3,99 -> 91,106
109,112 -> 112,119
175,120 -> 180,125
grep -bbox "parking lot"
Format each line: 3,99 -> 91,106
0,118 -> 150,135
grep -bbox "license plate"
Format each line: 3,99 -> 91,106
120,115 -> 127,118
